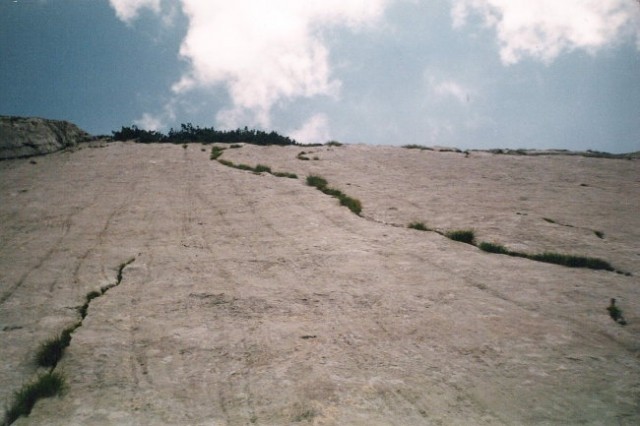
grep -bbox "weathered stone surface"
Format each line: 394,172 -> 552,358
0,116 -> 91,160
1,142 -> 638,425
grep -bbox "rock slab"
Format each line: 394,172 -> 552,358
0,116 -> 91,160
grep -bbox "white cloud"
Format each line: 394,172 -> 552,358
451,0 -> 640,65
109,0 -> 161,23
134,112 -> 164,131
289,113 -> 331,144
430,78 -> 471,103
110,0 -> 391,128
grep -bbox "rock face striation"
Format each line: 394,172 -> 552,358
0,116 -> 91,160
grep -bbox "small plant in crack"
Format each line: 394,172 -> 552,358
607,298 -> 627,325
210,146 -> 226,160
78,290 -> 102,319
273,172 -> 298,179
542,217 -> 556,224
306,175 -> 328,190
306,175 -> 362,215
338,194 -> 362,215
479,242 -> 510,255
529,252 -> 613,271
408,222 -> 429,231
35,324 -> 78,368
4,371 -> 65,424
254,164 -> 272,174
594,230 -> 604,239
445,230 -> 475,245
402,144 -> 432,151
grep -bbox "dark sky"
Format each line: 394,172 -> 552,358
1,0 -> 639,152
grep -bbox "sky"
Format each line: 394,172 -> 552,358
1,0 -> 639,152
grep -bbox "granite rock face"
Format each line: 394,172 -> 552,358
0,116 -> 91,160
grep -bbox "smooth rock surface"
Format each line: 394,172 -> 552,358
1,142 -> 638,425
0,116 -> 91,160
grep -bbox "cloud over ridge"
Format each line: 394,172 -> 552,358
109,0 -> 390,129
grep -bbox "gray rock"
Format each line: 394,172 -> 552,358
0,115 -> 92,160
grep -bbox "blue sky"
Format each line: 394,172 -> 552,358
1,0 -> 639,152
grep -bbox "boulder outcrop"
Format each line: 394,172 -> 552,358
0,116 -> 91,160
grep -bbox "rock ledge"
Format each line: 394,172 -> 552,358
0,115 -> 91,160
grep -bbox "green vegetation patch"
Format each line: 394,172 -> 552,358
79,290 -> 102,319
338,194 -> 362,215
402,144 -> 432,151
5,372 -> 65,424
529,252 -> 614,271
408,222 -> 429,231
478,242 -> 510,255
210,146 -> 226,160
35,325 -> 78,368
306,175 -> 362,215
306,175 -> 328,190
217,159 -> 298,180
607,298 -> 627,325
445,230 -> 475,245
254,164 -> 272,174
478,241 -> 615,272
273,172 -> 298,179
112,123 -> 297,145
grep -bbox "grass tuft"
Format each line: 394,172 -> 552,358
235,163 -> 253,171
210,146 -> 226,160
408,222 -> 429,231
529,252 -> 613,271
217,159 -> 297,179
306,175 -> 328,190
325,140 -> 343,147
338,194 -> 362,215
5,372 -> 65,424
607,298 -> 627,325
445,230 -> 475,245
402,144 -> 432,151
273,172 -> 298,179
79,290 -> 102,319
35,325 -> 78,368
306,175 -> 362,215
254,164 -> 272,174
478,242 -> 510,254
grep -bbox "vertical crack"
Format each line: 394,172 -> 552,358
3,257 -> 136,425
